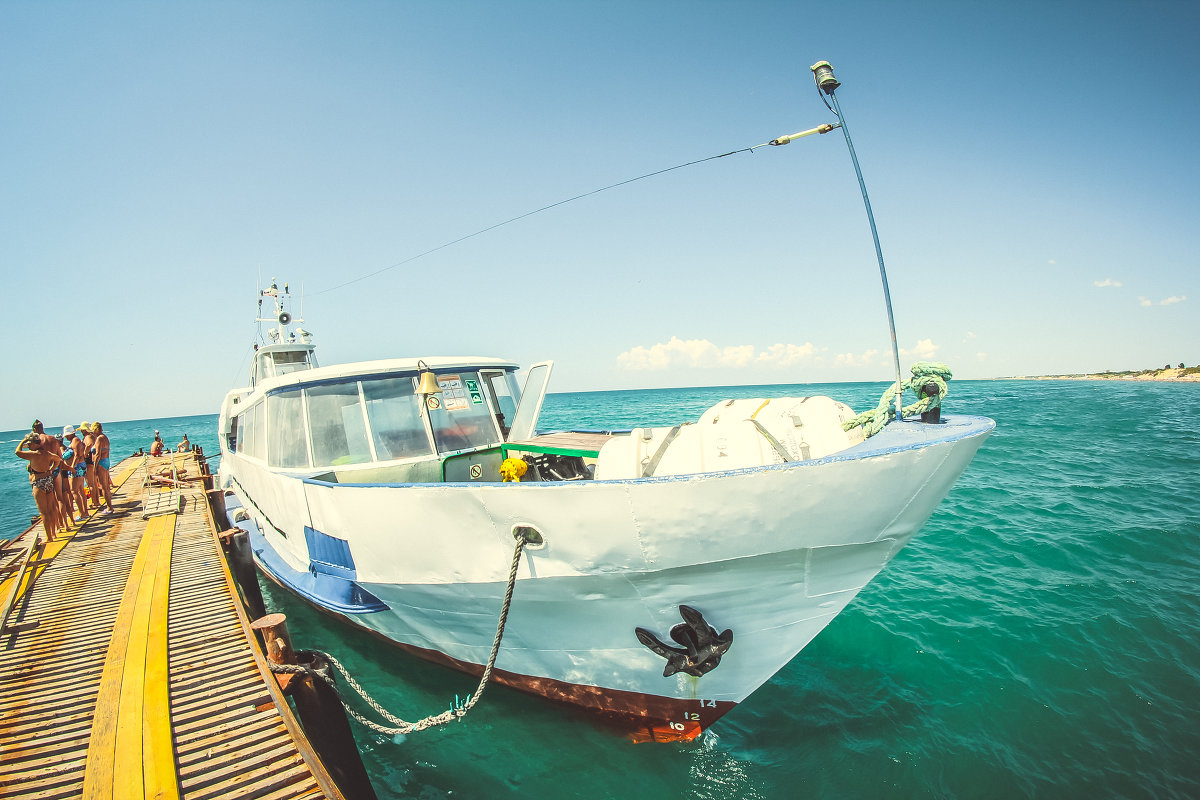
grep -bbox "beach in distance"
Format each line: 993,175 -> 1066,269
2,379 -> 1198,798
1014,366 -> 1200,382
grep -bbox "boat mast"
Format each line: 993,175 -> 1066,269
812,61 -> 904,419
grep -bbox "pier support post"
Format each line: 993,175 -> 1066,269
221,529 -> 267,620
252,614 -> 378,800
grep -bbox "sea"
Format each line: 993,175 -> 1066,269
2,379 -> 1198,799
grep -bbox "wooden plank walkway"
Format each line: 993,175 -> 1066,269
0,453 -> 345,800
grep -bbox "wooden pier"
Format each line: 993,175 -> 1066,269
0,453 -> 347,799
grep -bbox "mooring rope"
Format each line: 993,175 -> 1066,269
269,529 -> 533,736
842,361 -> 953,438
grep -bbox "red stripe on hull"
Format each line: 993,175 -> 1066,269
261,569 -> 738,742
390,637 -> 738,743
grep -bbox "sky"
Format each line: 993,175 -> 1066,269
2,0 -> 1197,430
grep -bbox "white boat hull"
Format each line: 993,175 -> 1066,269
222,414 -> 992,740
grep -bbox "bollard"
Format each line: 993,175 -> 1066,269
920,382 -> 942,424
222,528 -> 267,620
251,613 -> 293,666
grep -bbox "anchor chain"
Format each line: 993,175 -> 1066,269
268,529 -> 533,737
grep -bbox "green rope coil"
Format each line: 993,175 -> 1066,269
843,361 -> 953,438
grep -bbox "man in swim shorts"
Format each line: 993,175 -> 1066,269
93,422 -> 115,515
80,422 -> 100,509
34,420 -> 72,526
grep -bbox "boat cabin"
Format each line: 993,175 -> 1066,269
223,360 -> 578,485
251,341 -> 318,386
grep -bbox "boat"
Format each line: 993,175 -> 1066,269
216,64 -> 994,742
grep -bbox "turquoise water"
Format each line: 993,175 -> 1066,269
4,380 -> 1198,798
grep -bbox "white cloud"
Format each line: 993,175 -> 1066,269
899,338 -> 940,360
756,342 -> 817,366
1140,295 -> 1186,307
1049,260 -> 1057,264
976,352 -> 988,360
617,337 -> 754,370
1094,278 -> 1122,288
619,337 -> 949,372
834,349 -> 880,368
616,338 -> 824,371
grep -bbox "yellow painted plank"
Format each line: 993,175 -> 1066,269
83,515 -> 180,800
0,525 -> 82,620
143,515 -> 179,800
82,525 -> 155,799
113,525 -> 160,800
113,527 -> 160,800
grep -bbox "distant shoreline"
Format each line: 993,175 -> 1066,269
1007,368 -> 1200,383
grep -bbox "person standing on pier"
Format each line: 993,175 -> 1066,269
81,422 -> 102,510
93,422 -> 115,515
15,432 -> 66,540
34,421 -> 72,527
63,426 -> 87,523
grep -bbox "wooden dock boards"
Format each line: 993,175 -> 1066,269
0,454 -> 342,799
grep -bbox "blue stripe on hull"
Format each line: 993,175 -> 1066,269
230,506 -> 388,614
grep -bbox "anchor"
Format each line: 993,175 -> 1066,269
635,605 -> 733,678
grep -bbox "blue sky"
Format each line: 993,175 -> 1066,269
2,1 -> 1197,430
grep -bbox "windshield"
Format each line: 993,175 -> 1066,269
362,376 -> 434,460
425,373 -> 504,453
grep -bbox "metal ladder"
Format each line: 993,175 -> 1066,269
141,454 -> 182,519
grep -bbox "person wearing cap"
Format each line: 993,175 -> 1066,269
80,422 -> 100,509
62,426 -> 87,522
176,433 -> 191,452
151,430 -> 165,457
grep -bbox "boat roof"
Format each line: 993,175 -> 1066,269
245,355 -> 519,395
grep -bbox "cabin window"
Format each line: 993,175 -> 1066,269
481,370 -> 518,437
426,373 -> 503,453
248,401 -> 267,461
238,409 -> 250,456
362,377 -> 433,461
267,389 -> 311,468
272,350 -> 311,375
306,383 -> 372,467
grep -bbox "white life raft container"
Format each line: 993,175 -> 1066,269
593,396 -> 864,480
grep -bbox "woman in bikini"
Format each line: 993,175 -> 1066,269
63,426 -> 88,523
16,433 -> 67,541
93,422 -> 115,515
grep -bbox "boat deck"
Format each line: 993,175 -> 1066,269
0,453 -> 343,799
503,430 -> 617,458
